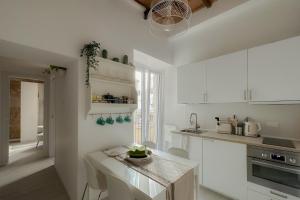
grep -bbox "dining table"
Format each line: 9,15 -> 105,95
86,146 -> 199,200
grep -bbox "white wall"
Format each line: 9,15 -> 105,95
0,71 -> 3,165
54,62 -> 78,200
20,82 -> 39,142
37,83 -> 44,126
0,1 -> 173,199
0,0 -> 172,64
165,0 -> 300,141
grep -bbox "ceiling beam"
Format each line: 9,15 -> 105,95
201,0 -> 212,8
144,8 -> 150,20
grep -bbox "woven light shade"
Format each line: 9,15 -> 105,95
149,0 -> 192,37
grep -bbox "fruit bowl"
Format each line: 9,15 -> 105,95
126,145 -> 152,164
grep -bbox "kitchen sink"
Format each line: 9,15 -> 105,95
180,129 -> 207,134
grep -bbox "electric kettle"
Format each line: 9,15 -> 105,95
244,121 -> 262,137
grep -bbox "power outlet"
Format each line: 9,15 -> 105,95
265,121 -> 280,128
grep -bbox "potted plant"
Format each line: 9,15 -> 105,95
80,41 -> 101,86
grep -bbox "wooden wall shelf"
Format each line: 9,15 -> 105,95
86,57 -> 137,116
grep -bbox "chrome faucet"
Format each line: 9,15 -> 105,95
190,113 -> 200,132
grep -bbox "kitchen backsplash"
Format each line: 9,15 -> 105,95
182,103 -> 300,140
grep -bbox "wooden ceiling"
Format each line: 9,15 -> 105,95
135,0 -> 215,13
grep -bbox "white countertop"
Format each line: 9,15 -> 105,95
172,130 -> 300,153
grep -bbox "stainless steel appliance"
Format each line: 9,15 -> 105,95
244,121 -> 262,137
248,144 -> 300,198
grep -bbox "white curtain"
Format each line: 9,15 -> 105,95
134,69 -> 162,149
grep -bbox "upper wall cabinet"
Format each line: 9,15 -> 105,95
177,62 -> 206,104
205,50 -> 247,103
248,36 -> 300,102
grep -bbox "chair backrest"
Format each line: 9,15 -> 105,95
163,124 -> 177,151
106,173 -> 135,200
167,147 -> 189,159
142,141 -> 156,149
83,157 -> 107,191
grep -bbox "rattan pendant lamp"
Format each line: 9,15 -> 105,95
149,0 -> 192,37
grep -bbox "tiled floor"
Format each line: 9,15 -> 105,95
198,186 -> 231,200
0,166 -> 69,200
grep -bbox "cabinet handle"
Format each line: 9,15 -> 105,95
203,92 -> 208,103
244,90 -> 247,101
249,89 -> 252,101
270,190 -> 288,199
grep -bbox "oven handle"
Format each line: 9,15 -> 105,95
252,159 -> 300,174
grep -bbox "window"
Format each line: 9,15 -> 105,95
134,69 -> 162,148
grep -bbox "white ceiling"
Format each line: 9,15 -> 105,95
190,0 -> 249,27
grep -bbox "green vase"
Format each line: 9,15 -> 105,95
122,55 -> 129,64
102,49 -> 108,58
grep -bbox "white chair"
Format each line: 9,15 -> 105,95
36,125 -> 44,148
142,141 -> 156,149
82,157 -> 107,200
36,133 -> 44,148
167,147 -> 189,159
106,173 -> 135,200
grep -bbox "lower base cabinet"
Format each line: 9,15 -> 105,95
202,138 -> 247,200
188,136 -> 203,184
247,183 -> 300,200
248,189 -> 276,200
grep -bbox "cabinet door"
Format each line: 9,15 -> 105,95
248,36 -> 300,102
206,50 -> 247,103
177,62 -> 206,103
188,136 -> 203,184
203,138 -> 247,200
247,189 -> 272,200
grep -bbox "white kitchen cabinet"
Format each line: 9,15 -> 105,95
247,182 -> 300,200
188,136 -> 203,184
205,50 -> 248,103
248,35 -> 300,102
177,62 -> 206,104
248,189 -> 274,200
203,138 -> 247,200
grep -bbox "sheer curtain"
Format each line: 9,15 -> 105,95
134,69 -> 162,149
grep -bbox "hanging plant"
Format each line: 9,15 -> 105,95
80,41 -> 101,86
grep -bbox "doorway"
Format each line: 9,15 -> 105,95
8,79 -> 45,163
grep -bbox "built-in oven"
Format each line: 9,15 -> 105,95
247,145 -> 300,198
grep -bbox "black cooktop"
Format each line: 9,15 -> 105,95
263,137 -> 295,148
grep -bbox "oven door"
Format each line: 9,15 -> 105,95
248,157 -> 300,198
